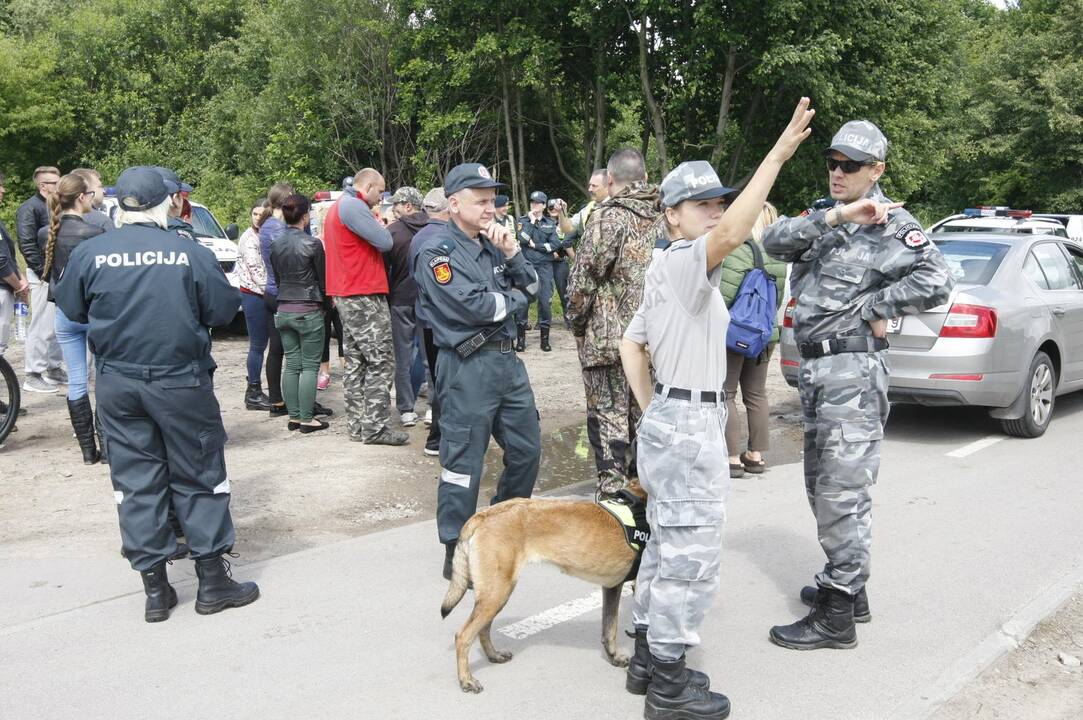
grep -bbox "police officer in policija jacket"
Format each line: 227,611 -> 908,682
414,163 -> 542,581
763,121 -> 953,650
516,190 -> 560,351
53,166 -> 259,623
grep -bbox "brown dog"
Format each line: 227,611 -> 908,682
440,486 -> 646,693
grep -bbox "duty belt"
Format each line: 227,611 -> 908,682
455,330 -> 513,358
655,383 -> 725,404
798,336 -> 889,359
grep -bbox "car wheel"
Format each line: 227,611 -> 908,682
1000,351 -> 1056,438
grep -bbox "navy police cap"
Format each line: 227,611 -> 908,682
115,166 -> 172,212
444,163 -> 505,196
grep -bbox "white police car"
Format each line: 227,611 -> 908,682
928,207 -> 1072,240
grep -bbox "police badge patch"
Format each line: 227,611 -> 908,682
429,255 -> 452,284
894,222 -> 929,249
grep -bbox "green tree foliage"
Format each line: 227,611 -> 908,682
0,0 -> 1076,229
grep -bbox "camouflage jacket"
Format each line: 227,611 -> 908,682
566,181 -> 661,368
762,185 -> 954,347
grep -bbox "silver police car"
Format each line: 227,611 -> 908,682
779,233 -> 1083,437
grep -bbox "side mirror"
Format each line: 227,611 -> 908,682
225,223 -> 239,241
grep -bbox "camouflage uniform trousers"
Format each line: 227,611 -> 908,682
338,295 -> 395,441
582,363 -> 640,495
799,350 -> 890,595
632,391 -> 730,661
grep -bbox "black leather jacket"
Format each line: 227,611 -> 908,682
16,193 -> 49,277
47,215 -> 105,302
269,227 -> 326,305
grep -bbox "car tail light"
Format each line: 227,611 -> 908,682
780,359 -> 799,368
929,373 -> 984,381
313,191 -> 332,201
782,298 -> 796,328
939,304 -> 997,338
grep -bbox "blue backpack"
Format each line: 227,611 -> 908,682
726,240 -> 777,359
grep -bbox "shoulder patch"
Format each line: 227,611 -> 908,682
894,222 -> 929,250
429,255 -> 452,285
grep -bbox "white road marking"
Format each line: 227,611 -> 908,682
497,585 -> 634,640
946,435 -> 1005,458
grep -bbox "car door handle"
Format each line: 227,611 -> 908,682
1052,307 -> 1066,316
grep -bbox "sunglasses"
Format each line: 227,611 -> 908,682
826,157 -> 878,174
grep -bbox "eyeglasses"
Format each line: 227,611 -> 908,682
826,158 -> 877,174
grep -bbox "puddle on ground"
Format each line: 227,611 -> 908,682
478,423 -> 596,498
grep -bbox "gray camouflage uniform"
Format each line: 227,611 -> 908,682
763,185 -> 954,594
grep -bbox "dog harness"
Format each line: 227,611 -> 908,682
598,491 -> 651,583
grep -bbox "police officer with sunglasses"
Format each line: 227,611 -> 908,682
762,120 -> 953,651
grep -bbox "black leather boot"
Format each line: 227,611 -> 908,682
140,561 -> 178,623
95,412 -> 109,465
540,327 -> 552,352
194,555 -> 260,615
800,584 -> 871,622
515,326 -> 526,352
244,381 -> 272,411
644,655 -> 730,720
626,626 -> 710,695
66,396 -> 100,465
770,587 -> 857,650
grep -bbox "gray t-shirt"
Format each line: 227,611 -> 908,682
624,236 -> 729,391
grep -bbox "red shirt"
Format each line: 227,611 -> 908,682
322,199 -> 389,297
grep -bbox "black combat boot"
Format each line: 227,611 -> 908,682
800,584 -> 871,623
95,412 -> 109,465
244,381 -> 272,411
194,555 -> 260,615
66,395 -> 100,465
626,626 -> 710,695
644,655 -> 730,720
540,326 -> 552,352
442,540 -> 456,581
770,586 -> 857,650
140,561 -> 178,623
515,326 -> 526,352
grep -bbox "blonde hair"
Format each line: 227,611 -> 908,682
116,197 -> 172,230
750,202 -> 779,243
43,173 -> 91,278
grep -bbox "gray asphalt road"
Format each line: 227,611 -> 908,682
4,396 -> 1083,720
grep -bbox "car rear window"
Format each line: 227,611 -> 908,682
934,240 -> 1010,285
190,206 -> 225,239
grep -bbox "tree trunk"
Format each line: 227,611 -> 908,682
724,94 -> 762,186
709,46 -> 738,169
515,85 -> 527,209
631,8 -> 668,173
500,68 -> 522,212
592,21 -> 607,171
545,85 -> 588,194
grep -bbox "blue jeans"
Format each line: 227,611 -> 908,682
55,306 -> 91,400
241,291 -> 271,384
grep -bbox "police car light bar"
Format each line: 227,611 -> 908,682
962,206 -> 1032,219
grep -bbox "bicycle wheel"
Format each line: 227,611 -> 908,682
0,355 -> 20,445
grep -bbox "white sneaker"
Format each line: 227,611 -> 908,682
401,411 -> 419,427
423,446 -> 440,457
23,374 -> 58,394
424,408 -> 432,426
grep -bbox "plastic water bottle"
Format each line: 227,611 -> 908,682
13,301 -> 28,341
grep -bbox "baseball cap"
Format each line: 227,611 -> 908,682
391,186 -> 424,207
529,190 -> 547,204
660,161 -> 738,209
422,187 -> 448,212
115,166 -> 171,211
443,163 -> 505,195
825,120 -> 889,162
494,194 -> 509,209
150,166 -> 193,193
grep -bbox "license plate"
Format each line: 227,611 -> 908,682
887,317 -> 903,334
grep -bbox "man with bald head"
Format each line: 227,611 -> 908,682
414,163 -> 542,580
323,168 -> 408,445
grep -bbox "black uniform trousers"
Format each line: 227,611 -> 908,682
553,259 -> 570,317
98,366 -> 235,572
518,261 -> 555,331
435,345 -> 540,543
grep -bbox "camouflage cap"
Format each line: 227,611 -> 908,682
826,120 -> 889,162
422,186 -> 448,212
391,186 -> 424,208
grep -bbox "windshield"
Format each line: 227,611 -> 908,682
190,205 -> 226,239
933,239 -> 1011,285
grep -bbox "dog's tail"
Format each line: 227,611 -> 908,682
440,534 -> 471,619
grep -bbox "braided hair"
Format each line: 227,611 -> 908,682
42,173 -> 91,280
